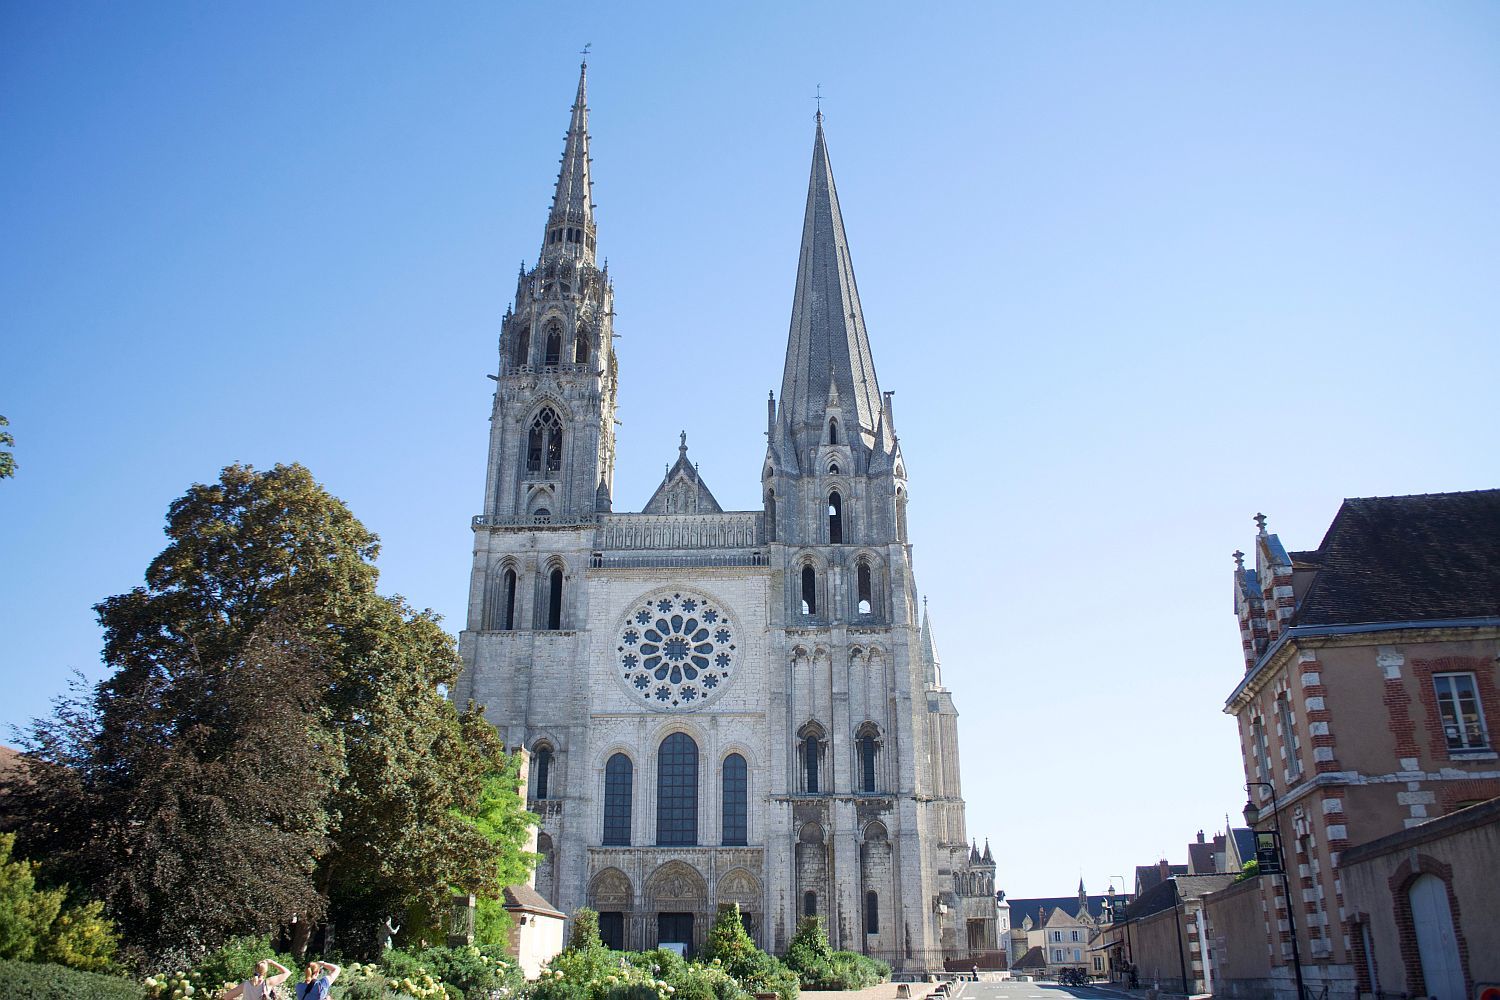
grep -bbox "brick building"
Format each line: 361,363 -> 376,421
1218,491 -> 1500,1000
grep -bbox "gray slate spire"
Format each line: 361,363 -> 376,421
778,116 -> 884,450
919,596 -> 942,687
542,60 -> 596,263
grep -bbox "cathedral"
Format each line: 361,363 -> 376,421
454,62 -> 996,971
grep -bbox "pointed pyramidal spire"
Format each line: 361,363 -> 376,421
542,59 -> 596,263
919,596 -> 943,687
778,115 -> 884,450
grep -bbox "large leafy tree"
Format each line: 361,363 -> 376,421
0,414 -> 15,479
7,464 -> 531,959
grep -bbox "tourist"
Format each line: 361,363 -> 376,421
295,960 -> 341,1000
223,958 -> 291,1000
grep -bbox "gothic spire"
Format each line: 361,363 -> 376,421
778,116 -> 884,450
542,59 -> 596,263
919,597 -> 943,687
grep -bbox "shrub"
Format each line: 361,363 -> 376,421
568,908 -> 603,953
388,944 -> 525,999
0,958 -> 145,999
0,834 -> 121,972
779,919 -> 882,991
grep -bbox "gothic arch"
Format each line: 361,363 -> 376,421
644,860 -> 709,911
798,821 -> 826,845
483,557 -> 522,630
535,832 -> 557,904
718,868 -> 762,934
589,867 -> 634,910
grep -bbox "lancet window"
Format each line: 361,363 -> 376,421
527,407 -> 563,474
603,753 -> 632,846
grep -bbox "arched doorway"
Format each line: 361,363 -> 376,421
1409,874 -> 1464,1000
588,868 -> 634,951
645,860 -> 709,956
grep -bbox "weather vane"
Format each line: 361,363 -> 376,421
580,42 -> 592,63
813,83 -> 823,121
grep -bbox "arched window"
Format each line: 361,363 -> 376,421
801,565 -> 817,616
575,329 -> 591,365
501,567 -> 517,629
527,407 -> 563,474
513,325 -> 532,368
828,419 -> 839,445
803,891 -> 818,918
603,753 -> 632,846
546,567 -> 564,630
858,729 -> 879,793
865,891 -> 879,934
721,753 -> 748,846
827,491 -> 843,543
803,734 -> 821,793
656,733 -> 698,846
857,561 -> 873,616
532,745 -> 554,800
544,326 -> 562,366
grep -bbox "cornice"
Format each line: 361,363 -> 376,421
1224,618 -> 1500,714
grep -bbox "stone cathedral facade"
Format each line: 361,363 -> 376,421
455,63 -> 996,971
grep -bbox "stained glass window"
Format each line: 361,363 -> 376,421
603,753 -> 632,845
656,733 -> 698,846
722,753 -> 747,846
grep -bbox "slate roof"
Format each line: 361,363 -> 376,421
503,883 -> 564,917
1134,863 -> 1188,896
1123,875 -> 1236,921
1291,490 -> 1500,626
1005,895 -> 1118,927
1012,946 -> 1047,970
1187,840 -> 1218,874
640,435 -> 723,514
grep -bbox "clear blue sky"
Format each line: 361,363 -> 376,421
3,3 -> 1498,899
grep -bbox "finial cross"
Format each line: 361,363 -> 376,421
813,83 -> 823,122
580,42 -> 592,60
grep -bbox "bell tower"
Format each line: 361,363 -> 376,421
482,59 -> 617,523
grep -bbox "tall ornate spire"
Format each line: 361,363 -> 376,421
542,59 -> 596,263
778,116 -> 884,450
919,597 -> 943,687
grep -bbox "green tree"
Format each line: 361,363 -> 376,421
8,463 -> 532,960
465,755 -> 539,946
0,833 -> 120,971
567,907 -> 602,953
0,414 -> 14,479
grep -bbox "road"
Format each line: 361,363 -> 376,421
962,981 -> 1124,1000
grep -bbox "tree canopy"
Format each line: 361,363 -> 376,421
6,463 -> 532,961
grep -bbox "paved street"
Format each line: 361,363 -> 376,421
963,980 -> 1127,1000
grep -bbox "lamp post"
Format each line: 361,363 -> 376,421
1244,782 -> 1307,1000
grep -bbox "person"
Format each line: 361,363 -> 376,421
295,960 -> 341,1000
222,958 -> 291,1000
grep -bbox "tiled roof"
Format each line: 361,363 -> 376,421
503,884 -> 564,917
1186,841 -> 1217,873
1292,490 -> 1500,626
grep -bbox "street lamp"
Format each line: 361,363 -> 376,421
1244,782 -> 1307,1000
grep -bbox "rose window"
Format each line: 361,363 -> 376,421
615,591 -> 736,710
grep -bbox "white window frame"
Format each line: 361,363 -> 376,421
1277,693 -> 1303,777
1434,672 -> 1489,752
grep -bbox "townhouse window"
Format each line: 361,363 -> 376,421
1252,718 -> 1271,781
1434,673 -> 1489,752
1277,693 -> 1303,776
